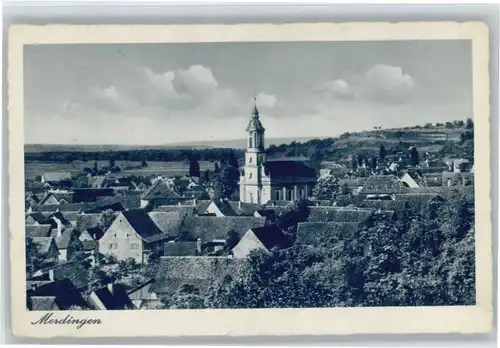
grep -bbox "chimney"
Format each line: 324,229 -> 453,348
238,201 -> 242,210
53,218 -> 62,238
196,238 -> 202,253
48,269 -> 55,281
107,282 -> 114,294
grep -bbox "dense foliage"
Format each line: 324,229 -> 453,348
207,189 -> 475,308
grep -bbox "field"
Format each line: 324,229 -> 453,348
24,160 -> 216,180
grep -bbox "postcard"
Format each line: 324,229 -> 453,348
9,22 -> 492,337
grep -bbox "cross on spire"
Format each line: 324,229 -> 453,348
252,95 -> 259,118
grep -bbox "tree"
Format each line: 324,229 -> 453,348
202,169 -> 211,184
100,209 -> 116,232
379,144 -> 387,160
307,145 -> 324,173
445,122 -> 454,129
410,147 -> 420,166
312,175 -> 339,201
224,230 -> 240,252
369,156 -> 377,171
351,156 -> 358,171
109,158 -> 116,168
213,166 -> 239,199
189,157 -> 201,178
213,162 -> 221,174
341,182 -> 350,195
227,150 -> 239,168
465,118 -> 474,129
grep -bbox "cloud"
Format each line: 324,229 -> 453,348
316,64 -> 415,104
361,64 -> 415,102
256,93 -> 277,109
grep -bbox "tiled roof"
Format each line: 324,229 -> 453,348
195,200 -> 212,214
250,224 -> 288,250
211,200 -> 238,216
92,284 -> 134,310
42,172 -> 72,182
27,279 -> 88,310
55,228 -> 78,249
85,227 -> 105,240
121,209 -> 165,242
141,181 -> 182,200
308,206 -> 373,223
75,213 -> 107,231
25,212 -> 48,224
180,216 -> 267,242
156,205 -> 196,216
163,242 -> 198,256
359,175 -> 409,195
264,161 -> 317,183
296,222 -> 360,246
148,212 -> 186,237
27,225 -> 53,238
227,201 -> 262,216
52,261 -> 91,289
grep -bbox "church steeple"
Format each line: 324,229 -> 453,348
246,97 -> 265,151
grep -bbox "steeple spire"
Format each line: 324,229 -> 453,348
252,96 -> 259,118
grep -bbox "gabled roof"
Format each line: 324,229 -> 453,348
92,284 -> 134,310
156,205 -> 196,216
47,212 -> 72,226
27,279 -> 88,310
25,212 -> 48,224
55,228 -> 79,249
52,261 -> 91,289
264,161 -> 317,182
194,200 -> 212,214
27,225 -> 53,238
210,200 -> 237,216
359,175 -> 409,195
141,181 -> 182,200
120,209 -> 165,242
296,222 -> 360,246
148,212 -> 186,236
76,213 -> 107,231
127,279 -> 155,300
90,175 -> 106,188
85,227 -> 105,240
42,172 -> 72,182
249,224 -> 288,250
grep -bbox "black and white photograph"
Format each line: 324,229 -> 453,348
9,23 -> 492,337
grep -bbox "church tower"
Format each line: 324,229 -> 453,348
239,98 -> 269,204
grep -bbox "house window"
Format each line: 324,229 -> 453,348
126,233 -> 130,238
114,233 -> 117,238
249,173 -> 252,179
130,243 -> 139,249
108,243 -> 117,250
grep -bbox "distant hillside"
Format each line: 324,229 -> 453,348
25,136 -> 327,153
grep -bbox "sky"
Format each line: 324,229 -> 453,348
24,40 -> 472,145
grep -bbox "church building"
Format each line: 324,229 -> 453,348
239,99 -> 318,204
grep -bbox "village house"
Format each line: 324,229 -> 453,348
99,209 -> 168,263
232,224 -> 288,258
445,158 -> 472,173
55,227 -> 83,262
27,278 -> 89,310
41,172 -> 73,189
88,283 -> 135,310
127,279 -> 158,309
140,180 -> 184,208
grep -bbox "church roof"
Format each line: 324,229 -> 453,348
246,102 -> 265,132
264,160 -> 317,183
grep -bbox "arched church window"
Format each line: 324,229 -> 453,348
249,173 -> 252,179
249,137 -> 253,148
249,157 -> 252,163
249,193 -> 254,203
